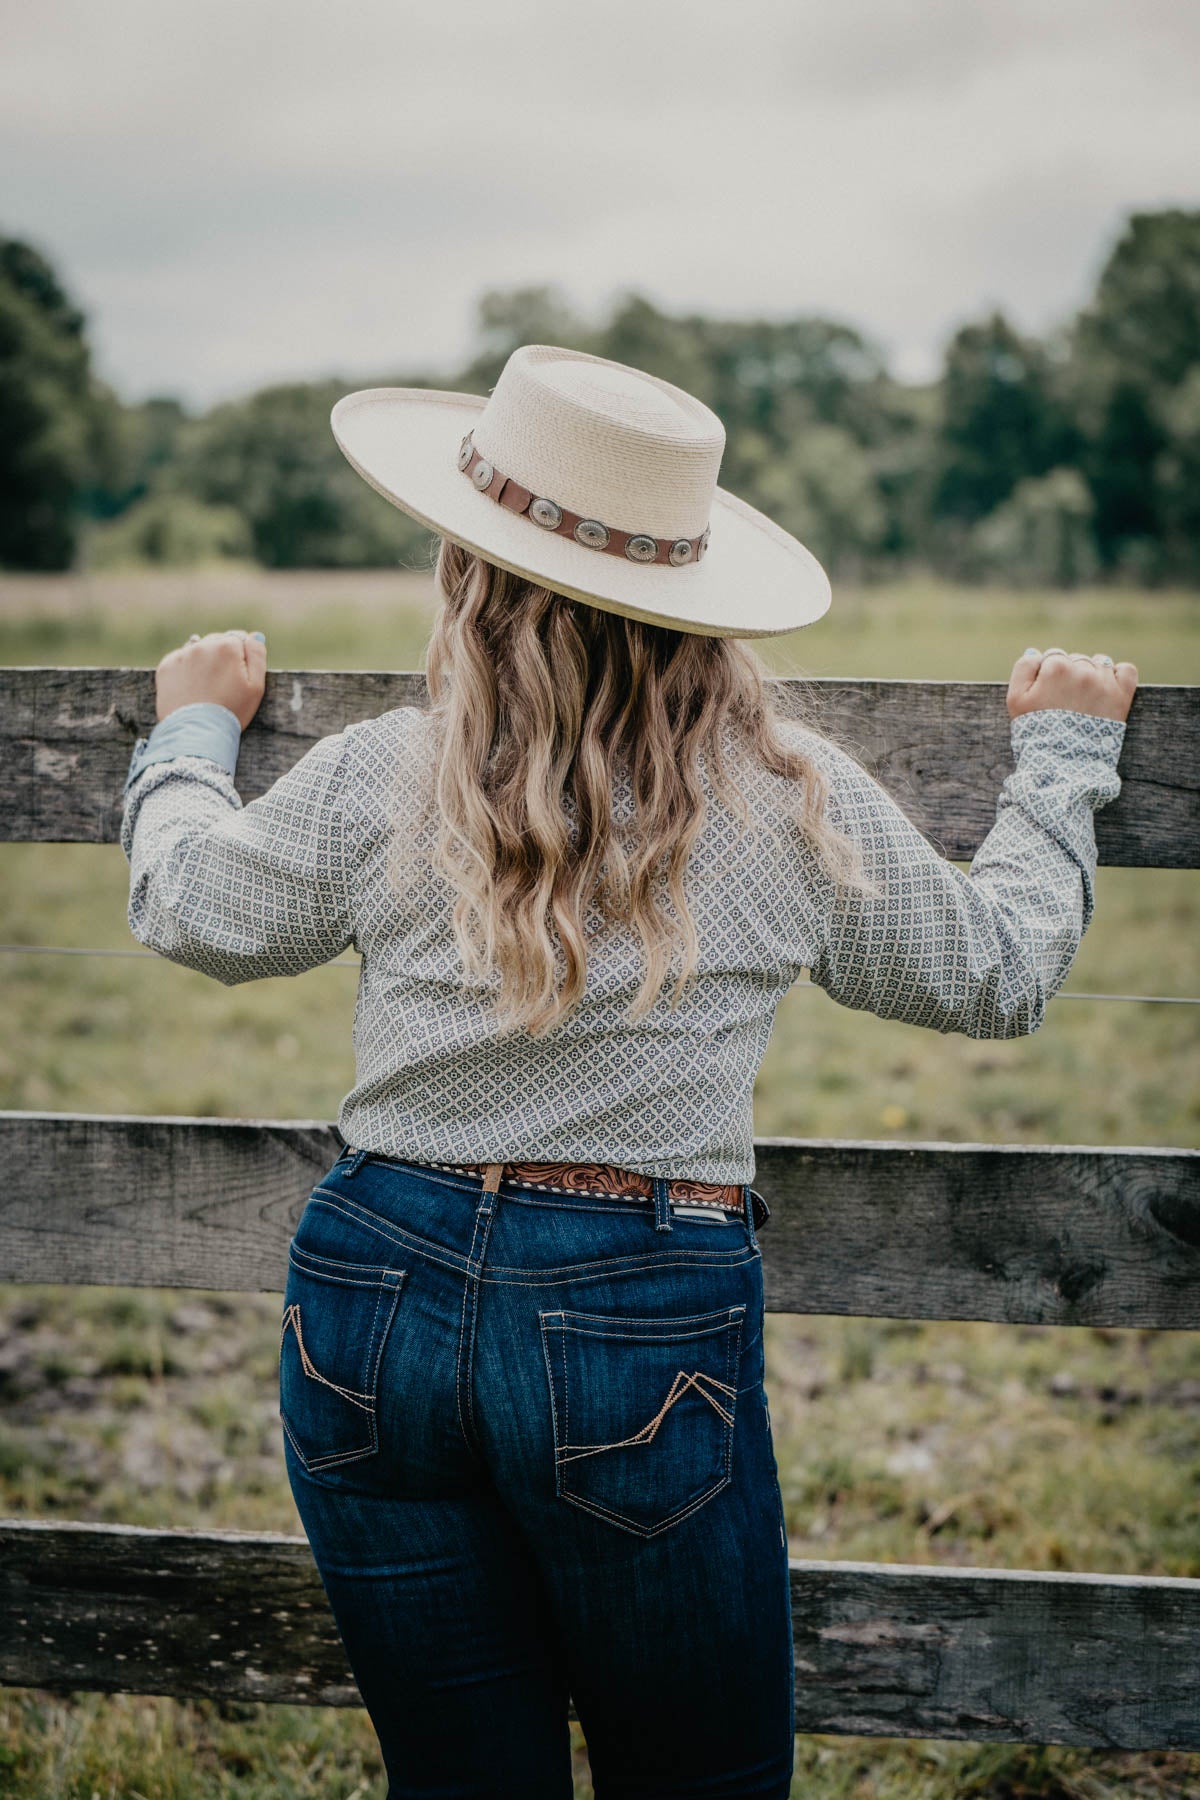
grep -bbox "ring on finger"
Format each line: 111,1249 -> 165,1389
1043,647 -> 1069,658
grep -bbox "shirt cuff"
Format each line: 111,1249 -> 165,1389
123,701 -> 243,797
1010,706 -> 1127,762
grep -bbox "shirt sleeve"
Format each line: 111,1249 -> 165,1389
805,706 -> 1127,1039
120,722 -> 364,985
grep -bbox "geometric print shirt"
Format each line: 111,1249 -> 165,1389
121,701 -> 1127,1185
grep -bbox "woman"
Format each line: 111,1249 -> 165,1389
121,345 -> 1136,1800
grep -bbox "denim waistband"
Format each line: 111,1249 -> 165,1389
332,1145 -> 771,1235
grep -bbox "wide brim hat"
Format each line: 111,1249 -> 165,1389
331,343 -> 831,639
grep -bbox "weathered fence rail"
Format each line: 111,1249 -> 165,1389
2,667 -> 1198,1753
3,666 -> 1197,863
1,1113 -> 1197,1329
4,1520 -> 1197,1749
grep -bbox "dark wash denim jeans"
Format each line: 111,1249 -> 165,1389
279,1147 -> 795,1800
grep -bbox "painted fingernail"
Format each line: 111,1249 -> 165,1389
1022,647 -> 1041,658
251,631 -> 266,643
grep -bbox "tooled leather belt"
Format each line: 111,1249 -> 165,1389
416,1156 -> 746,1214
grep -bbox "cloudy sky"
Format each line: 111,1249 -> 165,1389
2,0 -> 1197,410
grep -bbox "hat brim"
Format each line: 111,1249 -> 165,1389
332,387 -> 831,639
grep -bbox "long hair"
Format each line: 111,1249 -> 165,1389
385,538 -> 879,1038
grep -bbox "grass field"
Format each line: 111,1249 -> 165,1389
1,570 -> 1197,1798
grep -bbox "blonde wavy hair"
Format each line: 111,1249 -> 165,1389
386,538 -> 878,1038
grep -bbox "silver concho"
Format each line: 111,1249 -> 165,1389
471,459 -> 495,490
456,434 -> 474,471
574,519 -> 610,550
668,538 -> 694,565
529,497 -> 563,530
696,525 -> 711,561
625,534 -> 657,563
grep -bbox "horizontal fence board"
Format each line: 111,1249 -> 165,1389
0,1519 -> 356,1709
1,1521 -> 1196,1748
754,1133 -> 1200,1329
2,1113 -> 1197,1328
2,667 -> 1195,865
787,1556 -> 1200,1748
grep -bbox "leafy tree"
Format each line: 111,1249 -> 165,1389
169,381 -> 434,568
1155,365 -> 1200,582
971,467 -> 1099,588
741,423 -> 887,574
1076,209 -> 1200,392
1077,376 -> 1164,574
0,236 -> 97,568
867,379 -> 940,561
1068,209 -> 1200,574
86,394 -> 191,521
87,493 -> 252,569
929,312 -> 1075,530
702,316 -> 891,450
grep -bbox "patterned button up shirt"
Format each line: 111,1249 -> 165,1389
121,700 -> 1126,1185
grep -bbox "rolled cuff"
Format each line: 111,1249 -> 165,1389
1010,706 -> 1127,767
123,701 -> 243,796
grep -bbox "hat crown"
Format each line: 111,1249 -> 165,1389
471,344 -> 725,541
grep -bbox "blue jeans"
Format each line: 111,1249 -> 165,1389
279,1148 -> 795,1799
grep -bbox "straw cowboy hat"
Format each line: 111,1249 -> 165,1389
330,343 -> 831,639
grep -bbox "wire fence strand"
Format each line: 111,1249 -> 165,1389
0,942 -> 1196,1004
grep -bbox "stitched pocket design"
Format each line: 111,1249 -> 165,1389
539,1303 -> 746,1537
279,1239 -> 406,1474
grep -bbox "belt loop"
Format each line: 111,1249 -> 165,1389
652,1175 -> 673,1233
743,1182 -> 759,1250
343,1147 -> 369,1179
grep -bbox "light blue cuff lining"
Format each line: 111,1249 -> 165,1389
123,701 -> 243,797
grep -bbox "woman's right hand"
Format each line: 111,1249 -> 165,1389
1007,647 -> 1139,722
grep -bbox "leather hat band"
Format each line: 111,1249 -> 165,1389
457,431 -> 710,567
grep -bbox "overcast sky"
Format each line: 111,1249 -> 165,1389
2,0 -> 1197,411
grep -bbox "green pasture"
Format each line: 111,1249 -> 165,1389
1,564 -> 1196,682
0,572 -> 1197,1798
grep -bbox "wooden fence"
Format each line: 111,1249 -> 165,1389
1,665 -> 1198,1751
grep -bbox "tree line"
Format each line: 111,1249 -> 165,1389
2,209 -> 1198,586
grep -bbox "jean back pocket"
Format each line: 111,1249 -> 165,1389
280,1239 -> 406,1475
539,1303 -> 746,1537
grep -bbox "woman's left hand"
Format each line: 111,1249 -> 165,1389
156,629 -> 268,729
